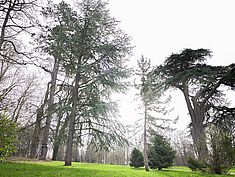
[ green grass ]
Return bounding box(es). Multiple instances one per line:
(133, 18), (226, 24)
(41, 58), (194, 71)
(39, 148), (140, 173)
(0, 161), (234, 177)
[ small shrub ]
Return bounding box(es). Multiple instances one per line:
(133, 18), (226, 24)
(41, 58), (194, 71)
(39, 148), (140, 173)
(130, 148), (144, 168)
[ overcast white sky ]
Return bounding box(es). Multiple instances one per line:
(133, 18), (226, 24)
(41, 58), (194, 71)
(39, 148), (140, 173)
(106, 0), (235, 129)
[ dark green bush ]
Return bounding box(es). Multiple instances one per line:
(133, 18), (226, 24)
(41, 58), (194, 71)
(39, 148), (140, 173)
(148, 132), (175, 170)
(130, 148), (144, 168)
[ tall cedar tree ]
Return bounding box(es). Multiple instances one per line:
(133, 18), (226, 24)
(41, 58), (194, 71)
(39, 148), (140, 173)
(42, 0), (132, 165)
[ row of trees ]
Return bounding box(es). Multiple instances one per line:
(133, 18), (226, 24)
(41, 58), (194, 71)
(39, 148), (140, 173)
(0, 0), (132, 166)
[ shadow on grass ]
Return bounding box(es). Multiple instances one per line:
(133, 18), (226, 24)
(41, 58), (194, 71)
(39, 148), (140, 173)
(0, 162), (106, 177)
(129, 167), (235, 177)
(130, 167), (145, 171)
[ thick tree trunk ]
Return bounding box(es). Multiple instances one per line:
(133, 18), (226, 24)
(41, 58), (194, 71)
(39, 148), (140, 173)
(190, 115), (208, 161)
(64, 67), (80, 166)
(64, 115), (76, 166)
(40, 58), (59, 160)
(182, 86), (208, 161)
(143, 104), (149, 171)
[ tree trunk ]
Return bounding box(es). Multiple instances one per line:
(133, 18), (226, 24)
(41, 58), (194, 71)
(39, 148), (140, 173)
(51, 116), (61, 160)
(52, 116), (69, 160)
(190, 116), (208, 161)
(182, 86), (208, 161)
(40, 58), (59, 160)
(0, 6), (11, 49)
(30, 107), (43, 158)
(30, 84), (49, 158)
(143, 104), (149, 171)
(64, 115), (76, 166)
(64, 67), (80, 166)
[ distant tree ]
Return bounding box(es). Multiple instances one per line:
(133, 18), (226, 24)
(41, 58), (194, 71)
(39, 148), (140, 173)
(0, 114), (18, 161)
(154, 48), (235, 161)
(130, 148), (144, 168)
(148, 131), (175, 170)
(171, 130), (195, 166)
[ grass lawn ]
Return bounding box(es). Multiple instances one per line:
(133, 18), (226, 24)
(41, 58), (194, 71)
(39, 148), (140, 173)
(0, 161), (234, 177)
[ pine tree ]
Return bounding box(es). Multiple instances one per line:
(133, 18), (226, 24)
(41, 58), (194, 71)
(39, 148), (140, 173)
(130, 148), (144, 168)
(148, 131), (175, 170)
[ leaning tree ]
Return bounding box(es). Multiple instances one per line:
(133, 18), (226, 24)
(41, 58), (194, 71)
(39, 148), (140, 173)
(154, 48), (235, 161)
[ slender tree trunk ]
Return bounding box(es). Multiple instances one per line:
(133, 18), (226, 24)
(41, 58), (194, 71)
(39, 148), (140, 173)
(30, 107), (43, 158)
(52, 116), (69, 160)
(30, 84), (49, 158)
(143, 104), (149, 171)
(51, 115), (62, 161)
(40, 58), (59, 160)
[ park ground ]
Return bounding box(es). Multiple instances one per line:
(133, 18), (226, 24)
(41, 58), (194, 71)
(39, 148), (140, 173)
(0, 160), (234, 177)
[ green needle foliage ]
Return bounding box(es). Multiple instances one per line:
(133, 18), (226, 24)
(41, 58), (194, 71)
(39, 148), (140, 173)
(148, 131), (175, 170)
(39, 0), (133, 165)
(130, 148), (144, 168)
(154, 48), (235, 162)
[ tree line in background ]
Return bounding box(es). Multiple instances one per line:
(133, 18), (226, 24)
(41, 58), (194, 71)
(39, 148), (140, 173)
(0, 0), (235, 175)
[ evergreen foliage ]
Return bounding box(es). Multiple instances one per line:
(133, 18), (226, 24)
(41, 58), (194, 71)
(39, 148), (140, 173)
(147, 131), (175, 170)
(154, 48), (235, 161)
(130, 148), (144, 168)
(187, 156), (207, 172)
(39, 0), (132, 165)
